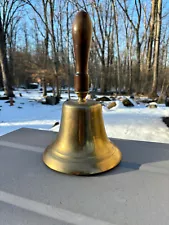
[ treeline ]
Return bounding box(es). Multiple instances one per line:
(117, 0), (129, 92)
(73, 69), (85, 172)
(0, 0), (167, 97)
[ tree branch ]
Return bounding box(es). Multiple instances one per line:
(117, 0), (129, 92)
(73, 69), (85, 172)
(115, 0), (136, 31)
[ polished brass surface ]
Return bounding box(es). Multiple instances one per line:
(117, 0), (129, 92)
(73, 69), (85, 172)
(43, 10), (122, 175)
(43, 100), (122, 175)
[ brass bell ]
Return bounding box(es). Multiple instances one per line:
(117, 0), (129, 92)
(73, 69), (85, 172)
(43, 10), (122, 175)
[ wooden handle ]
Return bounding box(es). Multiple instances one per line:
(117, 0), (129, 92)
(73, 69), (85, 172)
(72, 10), (92, 100)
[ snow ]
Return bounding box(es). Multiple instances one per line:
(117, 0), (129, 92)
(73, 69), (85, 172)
(148, 102), (158, 106)
(1, 89), (169, 144)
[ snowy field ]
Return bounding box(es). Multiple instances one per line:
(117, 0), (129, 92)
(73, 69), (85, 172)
(1, 89), (169, 144)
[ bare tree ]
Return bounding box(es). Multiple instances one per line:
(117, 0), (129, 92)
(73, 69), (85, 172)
(147, 0), (156, 71)
(66, 0), (71, 99)
(8, 16), (21, 87)
(123, 13), (135, 94)
(0, 0), (24, 96)
(149, 0), (162, 97)
(24, 0), (68, 97)
(51, 0), (62, 97)
(112, 0), (121, 94)
(0, 18), (12, 96)
(116, 0), (142, 93)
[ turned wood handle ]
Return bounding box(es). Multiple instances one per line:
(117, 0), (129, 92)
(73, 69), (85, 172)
(72, 10), (92, 95)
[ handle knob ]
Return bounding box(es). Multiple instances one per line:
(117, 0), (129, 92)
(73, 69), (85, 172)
(72, 10), (92, 101)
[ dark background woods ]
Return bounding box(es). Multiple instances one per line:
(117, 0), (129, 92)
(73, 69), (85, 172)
(0, 0), (167, 98)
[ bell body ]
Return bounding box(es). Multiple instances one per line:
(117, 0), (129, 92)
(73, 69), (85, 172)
(43, 100), (122, 175)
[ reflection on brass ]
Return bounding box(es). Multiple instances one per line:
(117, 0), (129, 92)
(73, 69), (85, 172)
(43, 10), (122, 175)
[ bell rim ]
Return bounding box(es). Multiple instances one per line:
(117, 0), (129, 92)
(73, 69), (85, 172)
(43, 145), (122, 176)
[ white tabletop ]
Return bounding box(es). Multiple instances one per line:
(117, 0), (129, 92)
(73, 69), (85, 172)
(0, 128), (169, 225)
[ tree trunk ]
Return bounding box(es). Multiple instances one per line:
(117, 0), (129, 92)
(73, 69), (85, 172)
(55, 75), (59, 97)
(112, 0), (121, 94)
(100, 58), (106, 93)
(0, 19), (13, 97)
(136, 34), (141, 93)
(147, 0), (156, 71)
(49, 0), (60, 97)
(42, 0), (48, 97)
(150, 0), (162, 97)
(66, 1), (70, 99)
(129, 58), (133, 94)
(42, 76), (47, 96)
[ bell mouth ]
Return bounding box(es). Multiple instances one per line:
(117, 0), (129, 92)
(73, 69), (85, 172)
(43, 145), (121, 175)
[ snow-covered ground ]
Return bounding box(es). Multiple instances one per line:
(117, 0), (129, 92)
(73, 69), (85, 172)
(1, 89), (169, 144)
